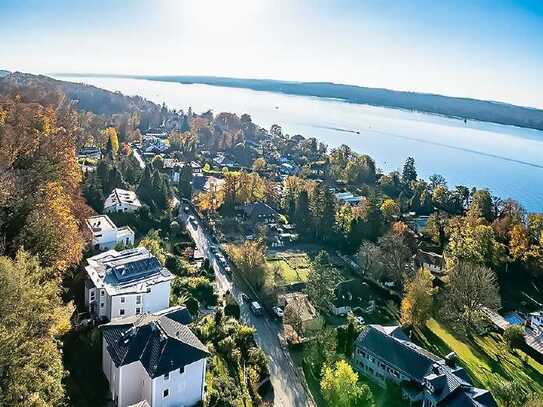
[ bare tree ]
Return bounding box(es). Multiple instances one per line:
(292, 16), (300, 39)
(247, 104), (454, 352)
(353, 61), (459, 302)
(442, 262), (501, 330)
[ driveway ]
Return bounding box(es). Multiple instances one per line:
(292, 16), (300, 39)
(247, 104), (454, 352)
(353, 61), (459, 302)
(180, 208), (316, 407)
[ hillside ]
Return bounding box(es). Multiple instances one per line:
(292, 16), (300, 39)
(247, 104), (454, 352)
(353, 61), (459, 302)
(0, 70), (10, 78)
(0, 72), (159, 116)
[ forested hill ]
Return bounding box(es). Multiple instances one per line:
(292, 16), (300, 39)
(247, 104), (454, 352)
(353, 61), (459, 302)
(0, 72), (159, 116)
(60, 73), (543, 131)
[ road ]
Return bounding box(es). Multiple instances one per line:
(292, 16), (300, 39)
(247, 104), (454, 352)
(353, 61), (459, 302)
(180, 207), (316, 407)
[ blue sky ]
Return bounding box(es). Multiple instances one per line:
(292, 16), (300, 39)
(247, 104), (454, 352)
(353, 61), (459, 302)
(1, 0), (542, 108)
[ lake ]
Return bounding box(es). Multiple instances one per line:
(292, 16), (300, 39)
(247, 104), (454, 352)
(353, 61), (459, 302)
(56, 76), (543, 212)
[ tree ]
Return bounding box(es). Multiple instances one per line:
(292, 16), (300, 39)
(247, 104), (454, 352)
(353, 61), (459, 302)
(373, 234), (413, 286)
(226, 241), (267, 290)
(446, 217), (505, 268)
(179, 164), (193, 198)
(0, 251), (73, 406)
(442, 262), (501, 329)
(493, 380), (527, 407)
(402, 157), (417, 183)
(21, 181), (85, 274)
(468, 189), (493, 221)
(509, 224), (530, 262)
(503, 325), (525, 352)
(358, 241), (381, 276)
(139, 230), (166, 264)
(105, 127), (119, 157)
(305, 252), (342, 314)
(304, 328), (338, 376)
(380, 199), (400, 222)
(320, 360), (374, 407)
(400, 268), (434, 328)
(252, 157), (266, 171)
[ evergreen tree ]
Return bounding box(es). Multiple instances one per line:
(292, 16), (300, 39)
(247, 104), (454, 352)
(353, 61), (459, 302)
(295, 189), (311, 237)
(137, 166), (155, 208)
(83, 172), (105, 212)
(402, 157), (417, 183)
(179, 164), (193, 198)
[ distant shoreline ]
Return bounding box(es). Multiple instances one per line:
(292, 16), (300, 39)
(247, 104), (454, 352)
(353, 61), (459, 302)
(54, 73), (543, 132)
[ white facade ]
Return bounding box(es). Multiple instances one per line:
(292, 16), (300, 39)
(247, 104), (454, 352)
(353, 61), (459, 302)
(104, 188), (142, 214)
(86, 276), (171, 321)
(529, 311), (543, 330)
(87, 215), (135, 251)
(84, 248), (174, 321)
(103, 350), (206, 407)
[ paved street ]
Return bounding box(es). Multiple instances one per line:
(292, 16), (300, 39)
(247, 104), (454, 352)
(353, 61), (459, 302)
(180, 208), (316, 407)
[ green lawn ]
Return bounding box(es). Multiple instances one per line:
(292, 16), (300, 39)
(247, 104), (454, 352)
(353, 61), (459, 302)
(266, 254), (312, 284)
(419, 319), (543, 404)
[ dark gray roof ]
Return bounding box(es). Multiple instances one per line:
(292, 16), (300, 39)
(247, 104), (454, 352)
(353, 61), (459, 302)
(355, 325), (443, 381)
(243, 202), (277, 218)
(355, 325), (496, 407)
(333, 279), (372, 308)
(102, 306), (208, 378)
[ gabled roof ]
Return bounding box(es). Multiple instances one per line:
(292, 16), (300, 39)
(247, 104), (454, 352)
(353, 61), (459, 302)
(355, 325), (443, 381)
(102, 306), (209, 378)
(104, 188), (142, 209)
(243, 202), (278, 219)
(355, 325), (496, 406)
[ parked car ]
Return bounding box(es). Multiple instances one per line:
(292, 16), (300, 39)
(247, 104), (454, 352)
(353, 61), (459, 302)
(241, 293), (250, 303)
(250, 301), (263, 316)
(272, 306), (284, 318)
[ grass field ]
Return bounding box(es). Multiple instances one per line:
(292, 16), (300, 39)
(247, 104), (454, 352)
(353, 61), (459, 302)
(266, 252), (312, 284)
(418, 319), (543, 405)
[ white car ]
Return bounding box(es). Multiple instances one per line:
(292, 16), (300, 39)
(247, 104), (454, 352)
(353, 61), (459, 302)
(272, 306), (284, 318)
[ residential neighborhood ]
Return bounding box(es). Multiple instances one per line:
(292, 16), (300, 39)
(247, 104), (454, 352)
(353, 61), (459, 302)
(2, 69), (543, 407)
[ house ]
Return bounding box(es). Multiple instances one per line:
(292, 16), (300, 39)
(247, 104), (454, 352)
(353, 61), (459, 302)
(213, 153), (237, 168)
(415, 250), (445, 275)
(142, 136), (168, 154)
(331, 279), (373, 316)
(191, 175), (224, 194)
(528, 310), (543, 330)
(86, 215), (135, 251)
(353, 325), (496, 406)
(335, 191), (365, 205)
(243, 202), (278, 224)
(279, 293), (324, 339)
(104, 188), (142, 214)
(279, 162), (300, 176)
(190, 161), (202, 174)
(78, 146), (102, 160)
(84, 247), (174, 321)
(102, 306), (209, 407)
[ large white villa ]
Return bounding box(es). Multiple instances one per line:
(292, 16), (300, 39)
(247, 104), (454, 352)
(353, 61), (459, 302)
(102, 306), (209, 407)
(84, 247), (174, 321)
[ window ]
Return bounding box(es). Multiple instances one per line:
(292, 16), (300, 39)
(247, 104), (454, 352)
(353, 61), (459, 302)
(136, 295), (142, 305)
(136, 307), (141, 315)
(119, 309), (125, 316)
(90, 291), (96, 301)
(120, 296), (125, 303)
(164, 372), (169, 380)
(100, 303), (104, 308)
(163, 389), (169, 398)
(100, 290), (105, 297)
